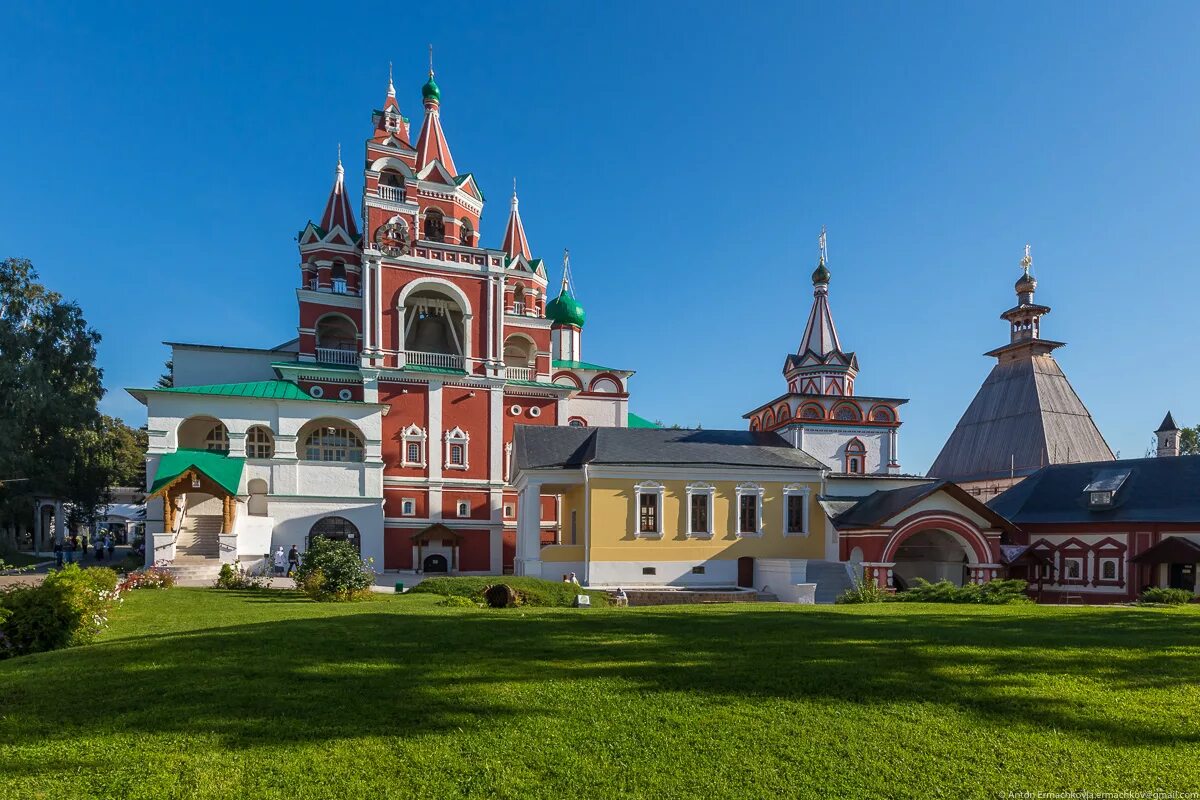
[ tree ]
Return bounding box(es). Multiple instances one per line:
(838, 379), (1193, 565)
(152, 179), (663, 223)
(156, 359), (173, 389)
(1181, 426), (1200, 456)
(0, 258), (112, 540)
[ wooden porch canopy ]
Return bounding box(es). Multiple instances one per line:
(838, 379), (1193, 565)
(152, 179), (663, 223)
(1131, 536), (1200, 565)
(148, 449), (245, 535)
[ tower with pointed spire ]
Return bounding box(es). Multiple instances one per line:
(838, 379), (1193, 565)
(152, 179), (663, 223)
(1156, 411), (1181, 458)
(284, 57), (637, 576)
(744, 229), (907, 475)
(928, 245), (1114, 496)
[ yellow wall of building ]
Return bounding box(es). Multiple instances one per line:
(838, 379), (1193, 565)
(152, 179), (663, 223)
(585, 477), (825, 564)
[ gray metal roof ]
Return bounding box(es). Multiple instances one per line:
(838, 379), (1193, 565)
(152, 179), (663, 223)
(513, 426), (826, 472)
(928, 354), (1113, 483)
(989, 454), (1200, 524)
(834, 480), (1019, 532)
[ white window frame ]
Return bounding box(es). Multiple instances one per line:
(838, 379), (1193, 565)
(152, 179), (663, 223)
(684, 482), (714, 538)
(634, 480), (664, 538)
(245, 425), (274, 459)
(782, 485), (811, 537)
(1099, 557), (1118, 581)
(735, 483), (765, 537)
(456, 500), (470, 518)
(503, 503), (515, 519)
(402, 424), (427, 467)
(400, 498), (416, 517)
(444, 426), (469, 470)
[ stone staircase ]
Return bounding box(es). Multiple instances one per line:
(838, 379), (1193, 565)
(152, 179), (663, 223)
(807, 560), (857, 604)
(167, 514), (223, 584)
(176, 514), (221, 557)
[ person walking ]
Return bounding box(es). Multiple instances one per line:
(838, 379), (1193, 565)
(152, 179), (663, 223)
(272, 546), (286, 577)
(65, 535), (76, 564)
(286, 545), (300, 577)
(82, 534), (89, 558)
(105, 533), (115, 561)
(53, 538), (63, 569)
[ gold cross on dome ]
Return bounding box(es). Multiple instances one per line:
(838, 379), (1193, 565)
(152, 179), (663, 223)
(1021, 243), (1032, 273)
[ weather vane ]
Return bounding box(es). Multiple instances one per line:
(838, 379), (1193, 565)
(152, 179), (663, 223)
(818, 225), (828, 264)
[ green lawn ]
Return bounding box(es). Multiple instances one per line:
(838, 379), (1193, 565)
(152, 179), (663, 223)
(2, 591), (1199, 799)
(0, 552), (52, 569)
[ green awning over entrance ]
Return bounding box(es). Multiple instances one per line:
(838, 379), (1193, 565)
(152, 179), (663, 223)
(149, 449), (245, 497)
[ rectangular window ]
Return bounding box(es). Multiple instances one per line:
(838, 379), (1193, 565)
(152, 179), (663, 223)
(401, 498), (416, 516)
(690, 493), (709, 535)
(1064, 558), (1082, 580)
(786, 494), (806, 534)
(456, 501), (470, 518)
(503, 504), (514, 519)
(449, 444), (464, 465)
(406, 442), (421, 464)
(739, 494), (758, 535)
(639, 493), (659, 534)
(642, 567), (656, 576)
(692, 566), (706, 575)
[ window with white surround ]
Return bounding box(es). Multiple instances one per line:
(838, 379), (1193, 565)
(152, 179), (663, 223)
(1062, 557), (1083, 581)
(783, 485), (811, 536)
(503, 503), (515, 519)
(735, 483), (765, 536)
(685, 483), (714, 537)
(204, 423), (230, 453)
(400, 498), (416, 516)
(444, 427), (469, 470)
(634, 481), (664, 537)
(303, 425), (364, 462)
(401, 424), (427, 467)
(456, 500), (470, 518)
(1100, 558), (1117, 581)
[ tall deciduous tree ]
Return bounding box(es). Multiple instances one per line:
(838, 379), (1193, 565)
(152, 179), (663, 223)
(0, 258), (113, 536)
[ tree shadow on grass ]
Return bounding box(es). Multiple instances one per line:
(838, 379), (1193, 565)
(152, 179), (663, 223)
(1, 601), (1198, 775)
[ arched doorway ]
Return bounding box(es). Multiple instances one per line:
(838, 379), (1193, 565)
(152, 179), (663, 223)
(308, 516), (361, 554)
(890, 529), (973, 588)
(423, 553), (449, 573)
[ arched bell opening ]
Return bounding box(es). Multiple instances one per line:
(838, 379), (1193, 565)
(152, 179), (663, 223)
(403, 289), (466, 368)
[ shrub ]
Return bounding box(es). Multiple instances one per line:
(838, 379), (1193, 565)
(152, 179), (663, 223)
(0, 564), (120, 657)
(214, 562), (270, 590)
(411, 576), (610, 608)
(835, 577), (890, 604)
(436, 594), (481, 608)
(119, 567), (176, 591)
(894, 578), (1030, 604)
(1138, 587), (1193, 606)
(293, 538), (374, 601)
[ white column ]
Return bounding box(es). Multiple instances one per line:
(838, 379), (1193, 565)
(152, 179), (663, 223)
(514, 481), (543, 577)
(428, 381), (443, 482)
(374, 259), (383, 359)
(361, 255), (373, 353)
(488, 387), (504, 482)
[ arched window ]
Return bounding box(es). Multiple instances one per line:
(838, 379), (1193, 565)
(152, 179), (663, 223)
(246, 426), (275, 459)
(834, 404), (861, 422)
(308, 516), (360, 554)
(459, 217), (473, 246)
(423, 209), (445, 242)
(844, 438), (867, 474)
(800, 404), (824, 420)
(444, 427), (469, 470)
(403, 288), (466, 361)
(204, 423), (229, 453)
(331, 261), (347, 295)
(870, 406), (894, 423)
(315, 315), (358, 364)
(303, 424), (364, 462)
(568, 417), (587, 428)
(503, 334), (534, 368)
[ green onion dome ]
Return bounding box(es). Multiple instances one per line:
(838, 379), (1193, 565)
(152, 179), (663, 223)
(546, 289), (586, 328)
(422, 75), (440, 102)
(811, 258), (831, 285)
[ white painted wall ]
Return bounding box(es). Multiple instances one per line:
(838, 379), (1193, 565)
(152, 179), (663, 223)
(564, 395), (623, 428)
(172, 345), (293, 387)
(586, 559), (739, 587)
(783, 425), (892, 474)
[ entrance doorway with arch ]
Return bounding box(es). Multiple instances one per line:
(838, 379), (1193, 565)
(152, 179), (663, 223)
(308, 516), (361, 553)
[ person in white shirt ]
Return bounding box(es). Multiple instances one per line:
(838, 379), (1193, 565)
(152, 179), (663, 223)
(272, 546), (286, 577)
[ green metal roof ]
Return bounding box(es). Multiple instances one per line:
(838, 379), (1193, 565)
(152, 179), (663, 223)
(551, 359), (632, 374)
(271, 360), (361, 373)
(628, 413), (661, 429)
(132, 380), (359, 403)
(505, 378), (572, 391)
(150, 449), (245, 497)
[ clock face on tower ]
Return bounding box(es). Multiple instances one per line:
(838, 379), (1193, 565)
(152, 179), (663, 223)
(375, 220), (409, 257)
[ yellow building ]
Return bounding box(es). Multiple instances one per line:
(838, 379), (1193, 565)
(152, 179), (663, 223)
(511, 426), (828, 590)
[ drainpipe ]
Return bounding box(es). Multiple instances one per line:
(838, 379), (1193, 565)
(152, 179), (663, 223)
(582, 463), (591, 586)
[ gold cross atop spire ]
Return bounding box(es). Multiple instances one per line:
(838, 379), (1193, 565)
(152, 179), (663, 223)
(1021, 243), (1033, 274)
(561, 248), (572, 292)
(818, 225), (828, 264)
(429, 44), (434, 77)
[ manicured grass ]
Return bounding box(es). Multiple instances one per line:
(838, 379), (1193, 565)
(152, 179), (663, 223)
(0, 551), (52, 569)
(2, 591), (1200, 799)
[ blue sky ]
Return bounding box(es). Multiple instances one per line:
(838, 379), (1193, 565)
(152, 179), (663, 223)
(4, 1), (1200, 472)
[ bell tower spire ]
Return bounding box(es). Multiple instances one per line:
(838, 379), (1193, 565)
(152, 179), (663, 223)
(318, 146), (358, 239)
(501, 178), (532, 260)
(415, 47), (457, 175)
